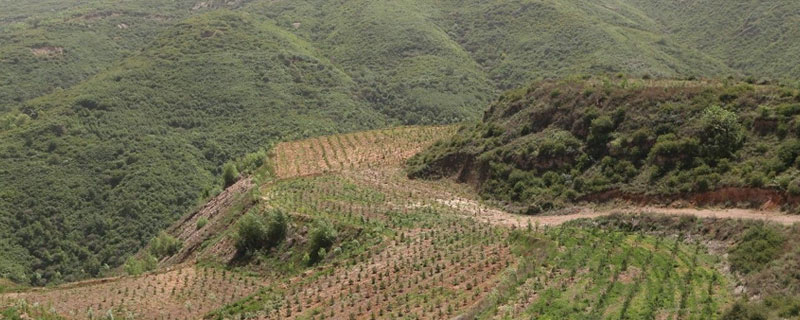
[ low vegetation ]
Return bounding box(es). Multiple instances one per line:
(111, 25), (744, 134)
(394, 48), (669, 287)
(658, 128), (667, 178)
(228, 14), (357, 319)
(3, 126), (800, 319)
(577, 213), (800, 319)
(473, 225), (730, 319)
(410, 78), (800, 212)
(728, 225), (785, 274)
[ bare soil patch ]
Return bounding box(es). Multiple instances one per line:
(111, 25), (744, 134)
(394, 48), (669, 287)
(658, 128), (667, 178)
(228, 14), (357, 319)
(30, 46), (63, 57)
(159, 177), (254, 267)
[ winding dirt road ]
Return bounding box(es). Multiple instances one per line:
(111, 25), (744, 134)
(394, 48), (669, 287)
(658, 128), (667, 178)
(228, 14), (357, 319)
(437, 198), (800, 227)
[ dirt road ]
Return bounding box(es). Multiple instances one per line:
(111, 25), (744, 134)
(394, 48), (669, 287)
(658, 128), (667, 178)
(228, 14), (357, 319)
(438, 198), (800, 227)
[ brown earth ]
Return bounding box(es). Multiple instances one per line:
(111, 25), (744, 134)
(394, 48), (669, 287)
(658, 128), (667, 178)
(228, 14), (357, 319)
(157, 176), (254, 267)
(273, 126), (456, 179)
(578, 187), (797, 211)
(1, 266), (261, 320)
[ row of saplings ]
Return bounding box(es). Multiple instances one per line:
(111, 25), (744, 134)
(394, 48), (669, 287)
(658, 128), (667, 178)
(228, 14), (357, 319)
(235, 207), (338, 265)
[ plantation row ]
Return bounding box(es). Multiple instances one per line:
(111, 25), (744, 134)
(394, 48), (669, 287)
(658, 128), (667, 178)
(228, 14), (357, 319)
(478, 226), (730, 319)
(0, 126), (466, 320)
(252, 224), (512, 319)
(2, 266), (261, 319)
(211, 161), (521, 319)
(273, 126), (456, 178)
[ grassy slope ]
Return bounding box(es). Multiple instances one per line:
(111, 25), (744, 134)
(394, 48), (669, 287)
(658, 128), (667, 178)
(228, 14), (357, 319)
(0, 0), (222, 112)
(246, 0), (496, 124)
(624, 0), (800, 79)
(431, 0), (732, 89)
(2, 0), (800, 285)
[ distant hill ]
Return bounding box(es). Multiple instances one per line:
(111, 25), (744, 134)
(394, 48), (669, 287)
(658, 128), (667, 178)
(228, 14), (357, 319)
(2, 0), (800, 285)
(409, 78), (800, 213)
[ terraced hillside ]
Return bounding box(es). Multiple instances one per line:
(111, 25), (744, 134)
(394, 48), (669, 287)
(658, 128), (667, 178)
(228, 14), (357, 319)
(4, 0), (800, 286)
(4, 126), (800, 319)
(273, 126), (457, 178)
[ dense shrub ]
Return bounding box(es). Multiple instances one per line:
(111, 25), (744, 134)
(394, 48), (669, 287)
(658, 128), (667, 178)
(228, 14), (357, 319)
(123, 254), (157, 276)
(308, 220), (338, 265)
(698, 105), (745, 160)
(586, 115), (615, 157)
(235, 149), (268, 175)
(235, 208), (288, 254)
(647, 134), (700, 171)
(788, 179), (800, 195)
(729, 225), (785, 274)
(721, 301), (768, 320)
(196, 217), (208, 230)
(778, 139), (800, 168)
(148, 232), (182, 259)
(222, 162), (240, 188)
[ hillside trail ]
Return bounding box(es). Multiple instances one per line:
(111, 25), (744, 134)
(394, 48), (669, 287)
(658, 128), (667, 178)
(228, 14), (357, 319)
(436, 197), (800, 228)
(340, 167), (800, 228)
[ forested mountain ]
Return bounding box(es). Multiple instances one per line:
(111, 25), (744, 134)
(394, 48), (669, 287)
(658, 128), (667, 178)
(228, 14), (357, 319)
(1, 0), (799, 285)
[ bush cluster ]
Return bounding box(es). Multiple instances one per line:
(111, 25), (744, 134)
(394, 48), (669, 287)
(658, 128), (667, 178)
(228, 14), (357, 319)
(148, 232), (183, 259)
(235, 208), (289, 255)
(411, 79), (800, 212)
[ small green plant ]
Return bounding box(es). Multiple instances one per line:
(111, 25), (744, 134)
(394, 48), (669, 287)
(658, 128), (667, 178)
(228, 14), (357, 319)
(196, 217), (209, 230)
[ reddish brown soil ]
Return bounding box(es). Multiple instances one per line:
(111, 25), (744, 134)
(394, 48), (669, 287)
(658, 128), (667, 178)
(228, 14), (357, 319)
(578, 187), (795, 210)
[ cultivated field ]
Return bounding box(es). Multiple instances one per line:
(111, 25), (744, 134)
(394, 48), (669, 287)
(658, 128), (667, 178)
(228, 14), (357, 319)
(1, 266), (261, 319)
(272, 126), (457, 178)
(3, 125), (797, 319)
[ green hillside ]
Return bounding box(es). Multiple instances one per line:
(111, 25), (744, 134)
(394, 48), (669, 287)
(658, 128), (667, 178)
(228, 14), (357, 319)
(409, 78), (800, 212)
(625, 0), (800, 79)
(2, 0), (800, 285)
(0, 0), (230, 113)
(0, 10), (387, 285)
